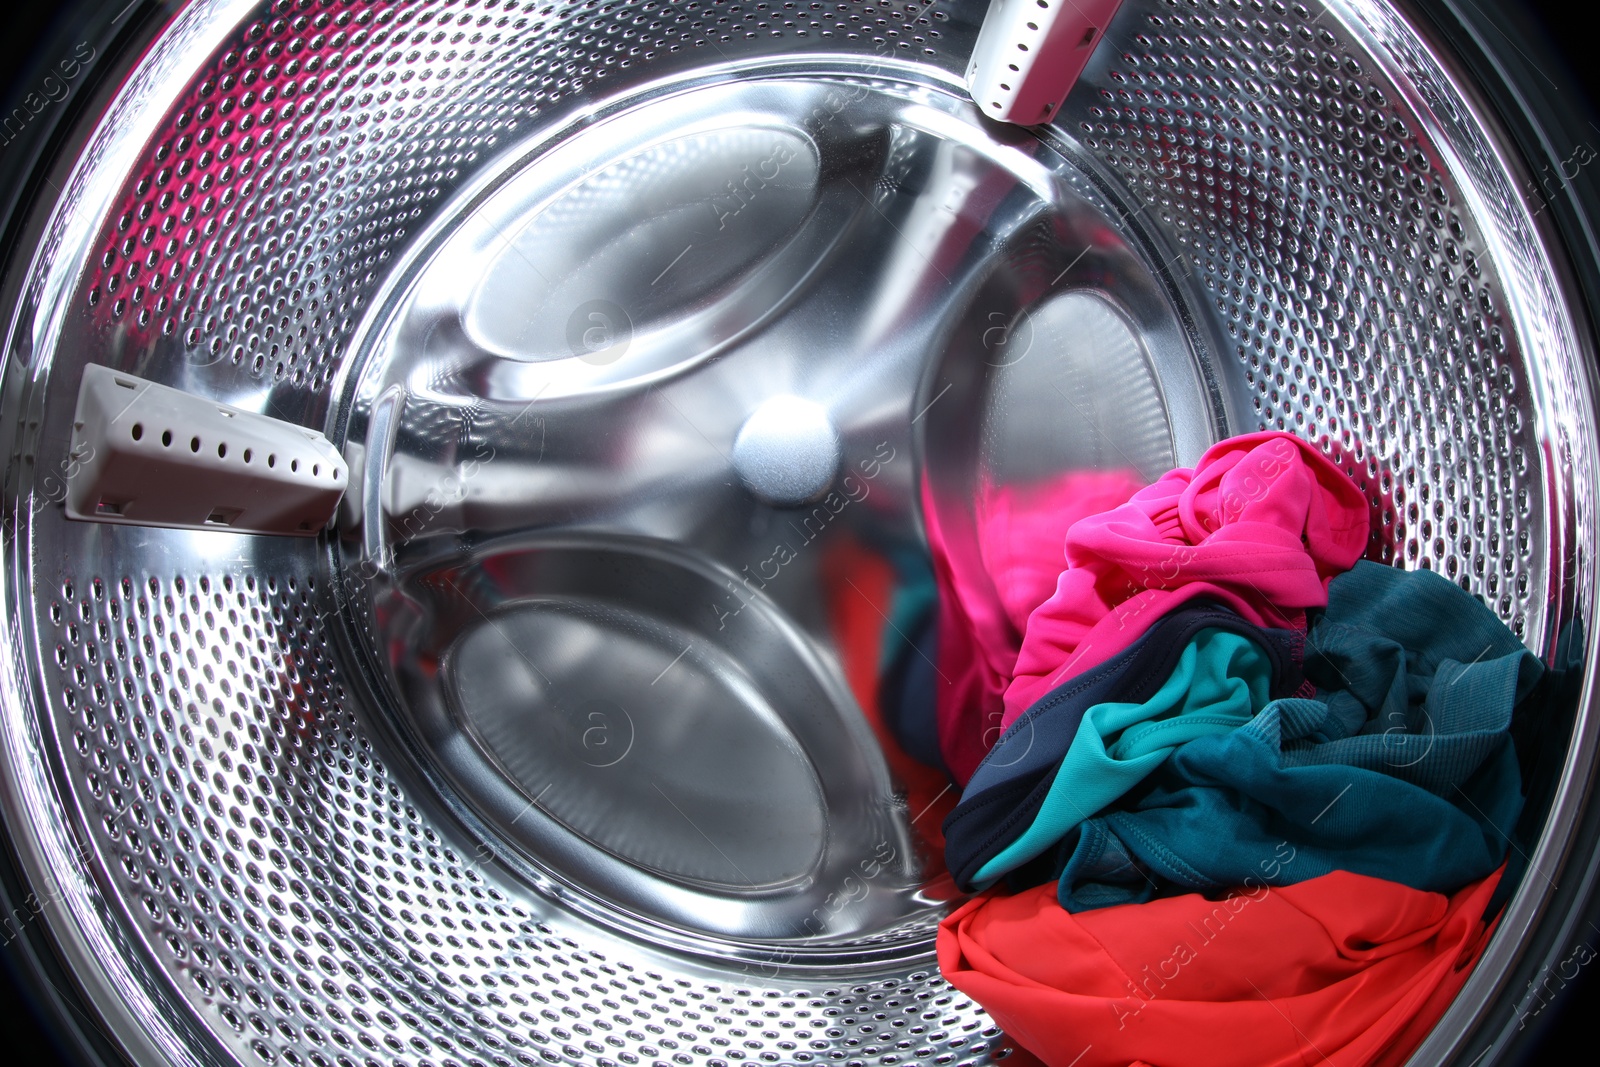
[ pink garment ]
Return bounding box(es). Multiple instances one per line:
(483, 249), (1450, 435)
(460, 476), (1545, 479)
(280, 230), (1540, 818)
(926, 471), (1147, 785)
(1001, 431), (1370, 730)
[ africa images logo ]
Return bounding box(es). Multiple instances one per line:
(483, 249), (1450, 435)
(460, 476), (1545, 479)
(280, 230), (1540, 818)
(1, 43), (97, 148)
(566, 299), (633, 366)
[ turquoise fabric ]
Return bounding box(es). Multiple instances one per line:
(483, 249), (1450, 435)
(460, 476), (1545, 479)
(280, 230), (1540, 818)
(879, 549), (943, 769)
(1047, 560), (1542, 909)
(973, 627), (1273, 883)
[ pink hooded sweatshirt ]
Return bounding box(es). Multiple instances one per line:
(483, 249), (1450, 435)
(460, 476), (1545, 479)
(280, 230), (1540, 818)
(928, 470), (1148, 785)
(999, 431), (1370, 731)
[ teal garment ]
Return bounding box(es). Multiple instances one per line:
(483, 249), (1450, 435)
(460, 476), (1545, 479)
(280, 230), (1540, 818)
(973, 628), (1274, 883)
(881, 547), (940, 677)
(878, 549), (943, 769)
(1045, 560), (1542, 909)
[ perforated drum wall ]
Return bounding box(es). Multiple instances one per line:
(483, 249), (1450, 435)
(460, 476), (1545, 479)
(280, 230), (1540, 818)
(1065, 0), (1543, 638)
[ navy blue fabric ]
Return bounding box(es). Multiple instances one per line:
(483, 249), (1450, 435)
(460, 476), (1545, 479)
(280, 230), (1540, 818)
(876, 551), (944, 771)
(942, 603), (1304, 892)
(1027, 561), (1543, 910)
(880, 606), (944, 770)
(1487, 616), (1587, 920)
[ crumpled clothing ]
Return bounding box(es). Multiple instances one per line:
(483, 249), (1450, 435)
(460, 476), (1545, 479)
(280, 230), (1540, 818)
(975, 630), (1272, 886)
(819, 536), (960, 865)
(1040, 561), (1542, 910)
(943, 603), (1305, 892)
(1002, 431), (1370, 731)
(878, 551), (944, 771)
(938, 866), (1504, 1067)
(924, 471), (1147, 785)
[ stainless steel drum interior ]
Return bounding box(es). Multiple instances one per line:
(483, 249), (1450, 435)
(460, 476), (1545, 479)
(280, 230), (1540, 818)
(1, 1), (1595, 1066)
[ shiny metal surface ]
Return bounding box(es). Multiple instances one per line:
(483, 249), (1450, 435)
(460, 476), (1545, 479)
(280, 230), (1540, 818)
(733, 396), (842, 507)
(382, 534), (921, 942)
(0, 2), (1595, 1067)
(335, 68), (1212, 953)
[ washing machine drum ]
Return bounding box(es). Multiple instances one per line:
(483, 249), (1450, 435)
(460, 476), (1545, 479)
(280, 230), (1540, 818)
(2, 1), (1597, 1065)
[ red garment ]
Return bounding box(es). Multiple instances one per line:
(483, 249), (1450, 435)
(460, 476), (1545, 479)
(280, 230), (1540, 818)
(938, 867), (1502, 1067)
(1002, 432), (1369, 729)
(925, 472), (1147, 785)
(820, 536), (958, 877)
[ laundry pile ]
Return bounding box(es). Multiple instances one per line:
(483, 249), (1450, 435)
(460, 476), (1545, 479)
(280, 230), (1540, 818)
(901, 431), (1542, 1067)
